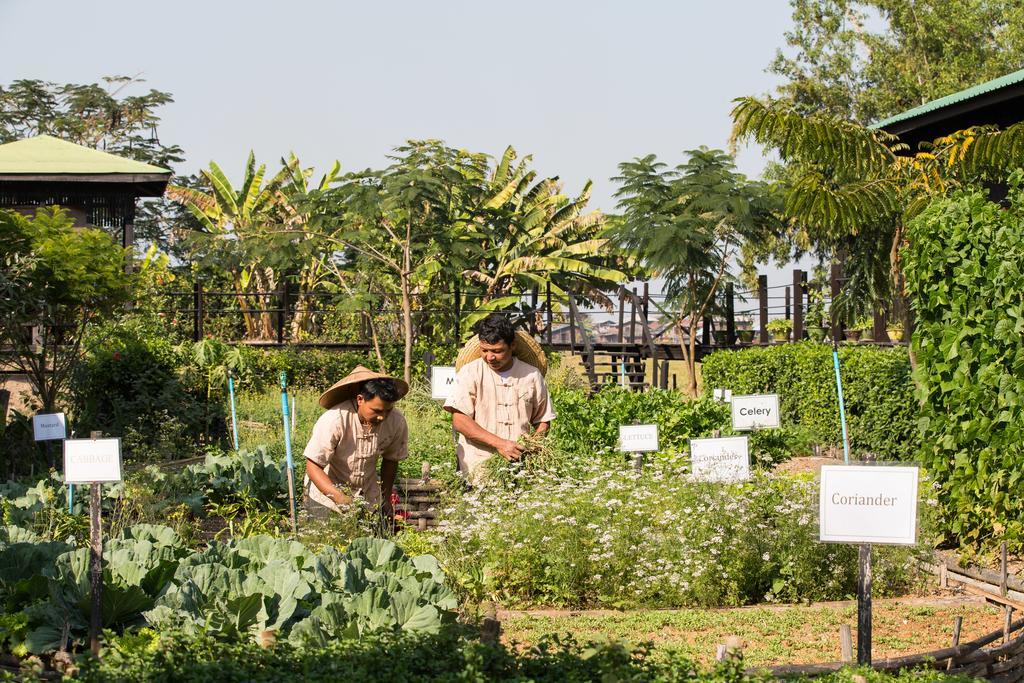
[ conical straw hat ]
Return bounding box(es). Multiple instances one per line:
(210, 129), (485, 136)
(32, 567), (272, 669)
(455, 329), (548, 376)
(318, 365), (410, 409)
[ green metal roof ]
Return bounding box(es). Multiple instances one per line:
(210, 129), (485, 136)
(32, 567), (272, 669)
(871, 67), (1024, 130)
(0, 134), (171, 175)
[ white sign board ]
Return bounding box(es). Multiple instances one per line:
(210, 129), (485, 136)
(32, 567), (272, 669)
(430, 366), (457, 400)
(819, 465), (919, 545)
(713, 388), (733, 403)
(32, 412), (67, 441)
(618, 424), (659, 453)
(689, 436), (750, 482)
(63, 438), (123, 484)
(731, 394), (781, 431)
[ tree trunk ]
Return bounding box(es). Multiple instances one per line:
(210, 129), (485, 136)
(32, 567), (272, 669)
(401, 242), (413, 385)
(233, 275), (257, 340)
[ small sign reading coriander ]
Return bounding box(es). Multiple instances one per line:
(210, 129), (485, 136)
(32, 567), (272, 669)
(689, 436), (750, 482)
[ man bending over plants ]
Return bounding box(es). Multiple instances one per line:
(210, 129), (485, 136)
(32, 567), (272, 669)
(445, 313), (556, 483)
(303, 366), (409, 523)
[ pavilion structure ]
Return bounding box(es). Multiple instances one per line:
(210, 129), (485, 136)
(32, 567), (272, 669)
(0, 134), (171, 247)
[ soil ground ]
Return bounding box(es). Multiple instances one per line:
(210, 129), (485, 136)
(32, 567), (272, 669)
(499, 593), (1005, 668)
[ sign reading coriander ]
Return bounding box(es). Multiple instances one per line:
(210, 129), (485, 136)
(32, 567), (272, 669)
(32, 412), (67, 441)
(730, 394), (780, 431)
(689, 436), (750, 482)
(618, 424), (659, 453)
(819, 465), (918, 545)
(430, 366), (457, 400)
(63, 438), (123, 484)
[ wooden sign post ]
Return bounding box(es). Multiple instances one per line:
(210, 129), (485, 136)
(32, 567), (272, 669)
(64, 434), (122, 657)
(618, 424), (659, 471)
(819, 464), (919, 665)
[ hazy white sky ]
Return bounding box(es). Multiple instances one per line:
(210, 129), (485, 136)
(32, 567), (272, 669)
(0, 0), (794, 215)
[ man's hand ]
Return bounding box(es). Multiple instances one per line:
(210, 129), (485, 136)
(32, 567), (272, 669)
(331, 487), (353, 507)
(496, 439), (525, 461)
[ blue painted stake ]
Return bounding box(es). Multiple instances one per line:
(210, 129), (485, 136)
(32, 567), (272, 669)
(832, 338), (851, 464)
(280, 371), (298, 532)
(227, 370), (239, 451)
(68, 483), (73, 513)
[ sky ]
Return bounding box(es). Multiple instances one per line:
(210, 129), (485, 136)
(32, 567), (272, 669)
(0, 0), (794, 215)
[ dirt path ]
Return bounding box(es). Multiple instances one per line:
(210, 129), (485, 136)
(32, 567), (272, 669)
(500, 593), (1003, 668)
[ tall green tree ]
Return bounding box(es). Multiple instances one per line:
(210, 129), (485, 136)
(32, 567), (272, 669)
(310, 141), (490, 382)
(769, 0), (1024, 124)
(612, 148), (783, 397)
(0, 208), (134, 412)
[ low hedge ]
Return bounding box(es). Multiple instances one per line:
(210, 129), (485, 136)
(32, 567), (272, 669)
(699, 342), (918, 460)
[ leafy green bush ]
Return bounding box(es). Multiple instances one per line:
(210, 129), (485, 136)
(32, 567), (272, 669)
(178, 446), (288, 508)
(72, 321), (211, 461)
(700, 342), (918, 459)
(904, 183), (1024, 549)
(551, 388), (796, 468)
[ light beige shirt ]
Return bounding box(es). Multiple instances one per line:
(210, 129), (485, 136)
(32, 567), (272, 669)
(444, 358), (556, 480)
(302, 400), (408, 509)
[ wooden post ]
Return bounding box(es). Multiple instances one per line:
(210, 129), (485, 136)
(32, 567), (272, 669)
(193, 280), (203, 342)
(873, 307), (887, 343)
(89, 481), (102, 657)
(1004, 606), (1013, 644)
(530, 286), (539, 335)
(785, 286), (791, 322)
(758, 274), (769, 345)
(660, 359), (669, 390)
(703, 315), (711, 347)
(948, 616), (963, 670)
(1001, 541), (1009, 597)
(858, 543), (872, 665)
(642, 282), (650, 320)
(629, 287), (638, 344)
(793, 269), (804, 342)
(725, 282), (736, 345)
(830, 263), (844, 342)
(277, 280), (288, 345)
(453, 279), (461, 346)
(840, 624), (853, 663)
(569, 295), (577, 350)
(617, 287), (625, 344)
(545, 282), (553, 345)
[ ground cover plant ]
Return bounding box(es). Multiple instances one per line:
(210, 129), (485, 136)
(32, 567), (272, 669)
(501, 599), (1004, 669)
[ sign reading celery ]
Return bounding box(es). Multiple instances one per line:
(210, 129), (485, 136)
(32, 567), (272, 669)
(819, 465), (919, 545)
(688, 436), (750, 482)
(730, 394), (780, 431)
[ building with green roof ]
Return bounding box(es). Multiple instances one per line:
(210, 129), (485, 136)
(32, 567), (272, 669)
(872, 67), (1024, 148)
(0, 134), (171, 247)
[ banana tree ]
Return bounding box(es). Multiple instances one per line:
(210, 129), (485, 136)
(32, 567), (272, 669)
(454, 146), (628, 332)
(168, 153), (293, 340)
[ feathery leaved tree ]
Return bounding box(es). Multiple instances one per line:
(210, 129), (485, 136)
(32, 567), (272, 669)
(731, 97), (1024, 332)
(612, 147), (783, 397)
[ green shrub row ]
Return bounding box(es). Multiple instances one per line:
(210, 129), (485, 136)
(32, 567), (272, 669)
(699, 342), (918, 460)
(905, 183), (1024, 550)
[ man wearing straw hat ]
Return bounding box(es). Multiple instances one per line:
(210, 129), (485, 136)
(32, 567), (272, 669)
(302, 366), (410, 520)
(444, 313), (555, 482)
